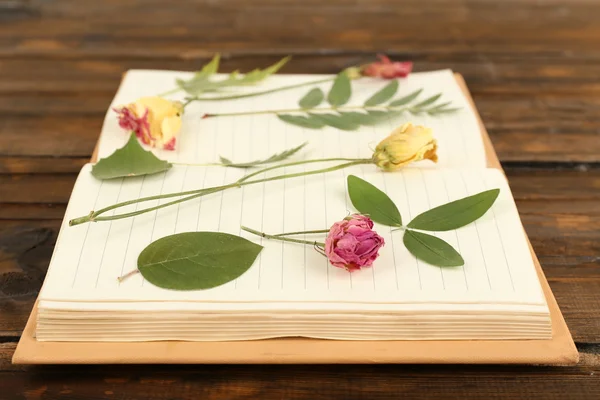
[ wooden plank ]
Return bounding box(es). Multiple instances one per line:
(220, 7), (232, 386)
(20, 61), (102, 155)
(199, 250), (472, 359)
(0, 174), (77, 203)
(0, 204), (67, 220)
(0, 157), (87, 174)
(2, 0), (600, 58)
(1, 58), (600, 96)
(0, 220), (58, 338)
(0, 360), (598, 399)
(492, 132), (600, 163)
(0, 116), (100, 157)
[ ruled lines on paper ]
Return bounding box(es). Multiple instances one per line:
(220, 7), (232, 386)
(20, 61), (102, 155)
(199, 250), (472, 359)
(40, 164), (545, 308)
(97, 70), (487, 169)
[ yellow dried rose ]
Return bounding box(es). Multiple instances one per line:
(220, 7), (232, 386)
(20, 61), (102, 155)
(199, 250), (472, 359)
(114, 96), (183, 150)
(373, 123), (438, 171)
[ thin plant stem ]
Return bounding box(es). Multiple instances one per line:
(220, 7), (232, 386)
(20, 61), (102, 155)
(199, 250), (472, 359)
(160, 77), (334, 106)
(237, 157), (367, 183)
(203, 104), (411, 118)
(117, 269), (140, 283)
(69, 159), (373, 226)
(93, 186), (229, 223)
(272, 229), (330, 237)
(158, 87), (182, 97)
(73, 158), (366, 225)
(242, 226), (326, 247)
(172, 162), (223, 167)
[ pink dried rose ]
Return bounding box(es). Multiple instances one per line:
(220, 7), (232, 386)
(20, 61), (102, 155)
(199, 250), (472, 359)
(362, 54), (413, 79)
(114, 96), (183, 150)
(324, 214), (385, 272)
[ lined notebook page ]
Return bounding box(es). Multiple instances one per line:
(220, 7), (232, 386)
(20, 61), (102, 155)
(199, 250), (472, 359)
(39, 164), (546, 310)
(97, 70), (486, 168)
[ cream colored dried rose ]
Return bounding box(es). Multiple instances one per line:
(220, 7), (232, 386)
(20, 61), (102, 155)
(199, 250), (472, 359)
(373, 123), (438, 171)
(114, 96), (183, 150)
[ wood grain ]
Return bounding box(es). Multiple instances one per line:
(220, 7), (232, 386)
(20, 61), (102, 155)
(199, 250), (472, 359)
(1, 0), (599, 397)
(0, 361), (599, 400)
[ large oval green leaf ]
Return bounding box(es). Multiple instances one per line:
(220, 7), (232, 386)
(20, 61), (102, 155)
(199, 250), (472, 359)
(327, 72), (351, 107)
(138, 232), (263, 290)
(407, 189), (500, 231)
(403, 230), (464, 267)
(91, 133), (172, 180)
(347, 175), (402, 226)
(364, 80), (399, 106)
(299, 87), (324, 108)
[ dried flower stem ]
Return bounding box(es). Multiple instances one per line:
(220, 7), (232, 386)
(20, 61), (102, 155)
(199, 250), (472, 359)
(160, 77), (335, 105)
(69, 158), (373, 226)
(272, 229), (330, 237)
(117, 268), (140, 283)
(203, 104), (419, 118)
(241, 226), (326, 247)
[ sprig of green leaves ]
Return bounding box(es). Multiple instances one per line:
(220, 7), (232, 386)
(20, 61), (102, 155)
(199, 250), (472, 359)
(347, 175), (499, 267)
(91, 136), (309, 180)
(176, 54), (290, 96)
(219, 142), (308, 168)
(277, 75), (457, 130)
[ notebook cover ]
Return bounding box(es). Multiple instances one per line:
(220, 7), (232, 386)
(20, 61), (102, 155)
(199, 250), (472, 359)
(12, 73), (579, 365)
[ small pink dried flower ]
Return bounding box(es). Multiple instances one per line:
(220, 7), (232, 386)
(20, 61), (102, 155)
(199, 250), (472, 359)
(362, 54), (413, 79)
(324, 214), (385, 272)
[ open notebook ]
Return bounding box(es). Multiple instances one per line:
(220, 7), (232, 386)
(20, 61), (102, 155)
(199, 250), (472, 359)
(35, 70), (552, 342)
(98, 70), (487, 168)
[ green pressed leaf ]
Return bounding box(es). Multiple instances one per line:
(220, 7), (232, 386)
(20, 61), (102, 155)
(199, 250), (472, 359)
(219, 156), (233, 165)
(339, 110), (402, 126)
(178, 56), (290, 96)
(327, 72), (352, 107)
(299, 88), (324, 108)
(347, 175), (402, 226)
(428, 107), (461, 115)
(389, 88), (423, 107)
(277, 114), (324, 129)
(424, 101), (452, 112)
(278, 110), (400, 130)
(196, 54), (221, 78)
(219, 142), (308, 168)
(412, 93), (442, 109)
(176, 54), (221, 94)
(91, 133), (172, 180)
(364, 80), (399, 106)
(407, 189), (500, 231)
(338, 111), (377, 126)
(309, 112), (359, 131)
(138, 232), (263, 290)
(403, 230), (464, 267)
(229, 56), (290, 86)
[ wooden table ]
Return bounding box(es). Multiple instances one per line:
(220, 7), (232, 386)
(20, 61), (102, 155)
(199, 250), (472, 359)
(1, 0), (599, 398)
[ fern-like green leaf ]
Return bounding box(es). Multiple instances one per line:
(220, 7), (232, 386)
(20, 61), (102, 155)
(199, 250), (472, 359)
(277, 114), (325, 129)
(177, 56), (290, 96)
(219, 142), (308, 168)
(309, 113), (359, 131)
(299, 88), (324, 108)
(389, 89), (423, 106)
(364, 80), (399, 106)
